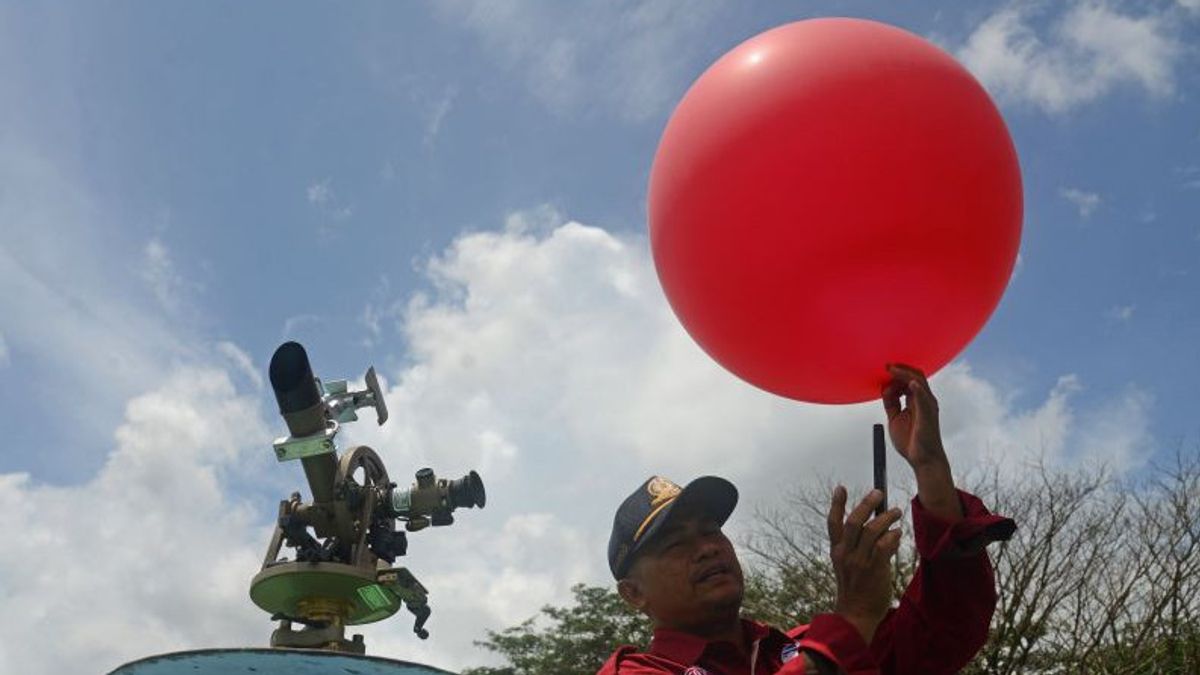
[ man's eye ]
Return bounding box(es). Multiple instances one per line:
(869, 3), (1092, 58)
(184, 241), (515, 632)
(658, 537), (687, 553)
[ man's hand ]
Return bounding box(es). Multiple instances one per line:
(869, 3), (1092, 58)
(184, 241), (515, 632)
(882, 363), (962, 522)
(827, 487), (902, 644)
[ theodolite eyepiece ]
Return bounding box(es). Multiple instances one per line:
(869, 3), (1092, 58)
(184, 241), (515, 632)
(387, 469), (486, 530)
(447, 470), (487, 510)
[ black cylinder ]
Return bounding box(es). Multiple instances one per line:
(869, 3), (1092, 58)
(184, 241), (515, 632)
(270, 342), (320, 414)
(269, 342), (337, 505)
(448, 471), (486, 509)
(269, 342), (325, 437)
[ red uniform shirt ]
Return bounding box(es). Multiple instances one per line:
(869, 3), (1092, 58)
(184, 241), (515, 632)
(598, 489), (1015, 675)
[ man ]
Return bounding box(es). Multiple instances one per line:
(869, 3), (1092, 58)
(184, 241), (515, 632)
(599, 364), (1016, 674)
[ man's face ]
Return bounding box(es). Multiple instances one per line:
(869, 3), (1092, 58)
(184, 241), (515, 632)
(619, 509), (745, 631)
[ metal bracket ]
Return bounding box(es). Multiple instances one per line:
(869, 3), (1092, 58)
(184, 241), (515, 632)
(324, 367), (389, 426)
(272, 421), (339, 462)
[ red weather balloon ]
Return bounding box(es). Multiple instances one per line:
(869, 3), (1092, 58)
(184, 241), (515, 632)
(649, 18), (1022, 404)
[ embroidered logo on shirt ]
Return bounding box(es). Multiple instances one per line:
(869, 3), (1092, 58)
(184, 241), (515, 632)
(683, 667), (710, 675)
(780, 641), (801, 663)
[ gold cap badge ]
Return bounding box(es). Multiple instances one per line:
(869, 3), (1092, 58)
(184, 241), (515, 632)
(635, 476), (682, 542)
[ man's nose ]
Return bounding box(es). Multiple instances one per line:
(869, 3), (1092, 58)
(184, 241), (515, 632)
(694, 536), (722, 561)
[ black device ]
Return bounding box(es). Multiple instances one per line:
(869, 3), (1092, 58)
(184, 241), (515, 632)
(873, 423), (887, 517)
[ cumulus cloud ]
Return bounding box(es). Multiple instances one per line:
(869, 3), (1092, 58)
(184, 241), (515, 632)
(0, 141), (195, 461)
(0, 330), (9, 368)
(1060, 187), (1101, 218)
(431, 0), (731, 121)
(0, 366), (271, 674)
(957, 2), (1182, 114)
(1, 210), (1158, 673)
(333, 208), (1155, 669)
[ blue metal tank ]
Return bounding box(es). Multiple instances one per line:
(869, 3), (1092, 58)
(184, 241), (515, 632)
(109, 649), (456, 675)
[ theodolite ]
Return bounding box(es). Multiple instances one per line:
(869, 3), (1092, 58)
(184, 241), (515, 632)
(249, 342), (485, 654)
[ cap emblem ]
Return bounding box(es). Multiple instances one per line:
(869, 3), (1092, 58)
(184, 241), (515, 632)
(634, 477), (682, 542)
(647, 476), (681, 506)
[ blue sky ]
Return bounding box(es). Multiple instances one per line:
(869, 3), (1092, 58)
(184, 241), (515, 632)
(0, 1), (1197, 672)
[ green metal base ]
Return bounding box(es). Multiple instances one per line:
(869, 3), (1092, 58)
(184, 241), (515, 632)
(250, 562), (402, 625)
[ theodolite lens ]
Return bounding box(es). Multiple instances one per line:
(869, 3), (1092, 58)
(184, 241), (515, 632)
(270, 342), (320, 414)
(447, 471), (486, 509)
(269, 342), (326, 438)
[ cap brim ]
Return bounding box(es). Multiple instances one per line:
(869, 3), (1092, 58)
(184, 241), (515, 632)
(623, 476), (738, 574)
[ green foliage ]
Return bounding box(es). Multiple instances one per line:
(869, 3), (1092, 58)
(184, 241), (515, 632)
(466, 450), (1200, 674)
(462, 583), (652, 675)
(740, 559), (835, 629)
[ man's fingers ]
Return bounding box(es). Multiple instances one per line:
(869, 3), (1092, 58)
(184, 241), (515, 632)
(842, 490), (883, 549)
(889, 363), (937, 409)
(881, 379), (904, 419)
(873, 528), (902, 560)
(907, 377), (939, 414)
(856, 508), (902, 560)
(862, 508), (903, 540)
(886, 362), (926, 383)
(827, 485), (847, 546)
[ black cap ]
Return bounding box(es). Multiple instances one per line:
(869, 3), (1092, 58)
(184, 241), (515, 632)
(607, 475), (738, 579)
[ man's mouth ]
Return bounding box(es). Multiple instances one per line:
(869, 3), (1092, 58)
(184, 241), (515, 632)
(694, 563), (734, 584)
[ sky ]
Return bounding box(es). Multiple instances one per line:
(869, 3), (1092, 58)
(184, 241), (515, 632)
(0, 0), (1197, 672)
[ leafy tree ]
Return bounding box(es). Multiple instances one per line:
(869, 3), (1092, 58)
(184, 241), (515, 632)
(462, 583), (651, 675)
(465, 449), (1200, 674)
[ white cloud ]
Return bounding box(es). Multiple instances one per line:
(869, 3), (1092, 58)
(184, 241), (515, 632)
(0, 331), (8, 368)
(306, 179), (353, 224)
(359, 276), (407, 348)
(216, 341), (264, 390)
(0, 141), (195, 457)
(141, 237), (198, 312)
(306, 179), (332, 205)
(1074, 385), (1154, 473)
(0, 209), (1157, 673)
(0, 366), (271, 674)
(1106, 304), (1136, 321)
(333, 209), (1155, 669)
(431, 0), (731, 121)
(957, 2), (1182, 114)
(425, 85), (458, 146)
(281, 313), (322, 339)
(1177, 166), (1200, 190)
(1060, 187), (1101, 218)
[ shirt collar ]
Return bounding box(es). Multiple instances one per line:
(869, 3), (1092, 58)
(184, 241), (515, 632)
(649, 618), (773, 665)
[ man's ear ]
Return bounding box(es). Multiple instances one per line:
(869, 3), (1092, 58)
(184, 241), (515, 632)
(617, 575), (647, 612)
